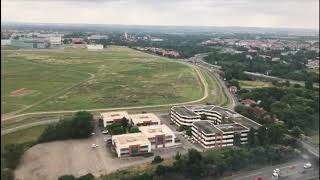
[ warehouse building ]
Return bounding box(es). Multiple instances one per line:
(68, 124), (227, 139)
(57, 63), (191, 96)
(192, 120), (249, 149)
(130, 113), (161, 126)
(100, 111), (130, 127)
(11, 39), (48, 49)
(112, 133), (151, 157)
(139, 124), (176, 149)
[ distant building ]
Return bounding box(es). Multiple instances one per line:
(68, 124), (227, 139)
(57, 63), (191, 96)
(130, 113), (161, 126)
(272, 57), (281, 62)
(1, 39), (11, 46)
(192, 121), (249, 149)
(112, 133), (151, 157)
(240, 99), (257, 107)
(86, 44), (104, 50)
(100, 111), (130, 127)
(306, 59), (319, 69)
(11, 39), (48, 49)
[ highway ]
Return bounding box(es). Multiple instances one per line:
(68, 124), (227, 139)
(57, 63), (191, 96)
(222, 160), (319, 180)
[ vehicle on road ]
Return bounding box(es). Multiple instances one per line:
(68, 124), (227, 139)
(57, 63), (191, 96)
(272, 172), (279, 179)
(91, 144), (98, 148)
(273, 168), (280, 174)
(91, 132), (95, 135)
(254, 176), (262, 180)
(304, 162), (312, 169)
(102, 130), (109, 134)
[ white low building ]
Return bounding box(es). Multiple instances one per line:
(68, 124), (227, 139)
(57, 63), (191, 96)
(112, 133), (151, 157)
(139, 124), (176, 149)
(130, 113), (161, 126)
(100, 111), (130, 127)
(1, 39), (11, 46)
(87, 44), (104, 50)
(192, 120), (249, 149)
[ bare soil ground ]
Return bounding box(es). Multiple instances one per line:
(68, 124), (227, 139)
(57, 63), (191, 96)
(10, 88), (35, 97)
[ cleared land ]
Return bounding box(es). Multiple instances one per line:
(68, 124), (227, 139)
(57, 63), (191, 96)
(239, 80), (273, 89)
(1, 46), (202, 114)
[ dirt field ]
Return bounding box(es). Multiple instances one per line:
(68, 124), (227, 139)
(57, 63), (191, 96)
(14, 125), (184, 180)
(10, 88), (35, 97)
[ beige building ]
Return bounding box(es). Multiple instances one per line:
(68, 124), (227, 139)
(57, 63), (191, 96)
(139, 124), (176, 149)
(100, 111), (130, 127)
(130, 113), (161, 126)
(112, 133), (151, 157)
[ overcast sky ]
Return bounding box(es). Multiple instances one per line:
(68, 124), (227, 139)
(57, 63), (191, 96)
(1, 0), (319, 29)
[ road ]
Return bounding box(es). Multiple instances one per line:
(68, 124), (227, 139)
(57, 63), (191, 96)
(1, 65), (209, 122)
(222, 160), (319, 180)
(244, 71), (320, 88)
(299, 139), (320, 158)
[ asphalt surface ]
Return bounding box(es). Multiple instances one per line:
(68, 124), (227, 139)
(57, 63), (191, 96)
(222, 160), (319, 180)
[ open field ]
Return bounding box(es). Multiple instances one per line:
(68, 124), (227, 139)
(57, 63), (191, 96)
(239, 80), (273, 89)
(2, 46), (203, 114)
(1, 125), (48, 148)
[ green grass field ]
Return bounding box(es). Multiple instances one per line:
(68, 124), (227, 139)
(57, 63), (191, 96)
(239, 80), (273, 89)
(1, 46), (203, 114)
(1, 125), (48, 148)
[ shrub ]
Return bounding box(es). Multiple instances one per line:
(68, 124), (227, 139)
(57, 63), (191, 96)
(58, 175), (76, 180)
(1, 168), (14, 180)
(3, 144), (25, 169)
(152, 155), (163, 164)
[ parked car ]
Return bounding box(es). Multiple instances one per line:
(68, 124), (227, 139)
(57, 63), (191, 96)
(102, 130), (109, 134)
(273, 169), (280, 174)
(91, 144), (98, 148)
(304, 163), (312, 169)
(272, 172), (279, 179)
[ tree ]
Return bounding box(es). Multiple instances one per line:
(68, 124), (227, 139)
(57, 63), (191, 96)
(257, 126), (268, 146)
(305, 78), (313, 90)
(58, 175), (76, 180)
(152, 156), (163, 164)
(186, 128), (192, 137)
(175, 152), (181, 161)
(3, 144), (25, 169)
(291, 126), (303, 138)
(187, 149), (202, 165)
(155, 165), (166, 176)
(78, 173), (95, 180)
(285, 80), (290, 87)
(129, 126), (140, 133)
(121, 117), (129, 131)
(233, 133), (242, 147)
(98, 118), (104, 128)
(1, 168), (14, 180)
(71, 111), (94, 138)
(247, 128), (256, 147)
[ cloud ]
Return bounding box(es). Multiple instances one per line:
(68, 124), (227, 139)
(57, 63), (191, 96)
(1, 0), (319, 29)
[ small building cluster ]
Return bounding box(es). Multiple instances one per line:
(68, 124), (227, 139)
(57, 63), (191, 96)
(100, 111), (177, 157)
(170, 105), (261, 149)
(306, 59), (319, 69)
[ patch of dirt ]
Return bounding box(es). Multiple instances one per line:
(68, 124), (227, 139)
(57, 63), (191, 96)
(10, 88), (35, 97)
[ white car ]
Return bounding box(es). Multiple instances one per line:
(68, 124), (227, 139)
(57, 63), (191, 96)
(304, 163), (312, 169)
(273, 168), (280, 174)
(91, 144), (99, 148)
(91, 132), (95, 135)
(102, 130), (109, 134)
(272, 172), (279, 179)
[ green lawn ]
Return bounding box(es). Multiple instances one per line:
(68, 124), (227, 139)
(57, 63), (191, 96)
(2, 46), (203, 114)
(239, 80), (273, 89)
(1, 125), (48, 148)
(310, 135), (319, 145)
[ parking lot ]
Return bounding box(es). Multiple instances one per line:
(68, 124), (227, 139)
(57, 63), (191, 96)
(14, 116), (188, 180)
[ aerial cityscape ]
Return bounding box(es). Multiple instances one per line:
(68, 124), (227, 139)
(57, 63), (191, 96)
(1, 0), (319, 180)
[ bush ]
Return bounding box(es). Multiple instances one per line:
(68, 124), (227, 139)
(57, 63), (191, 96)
(78, 173), (95, 180)
(152, 155), (163, 164)
(38, 111), (94, 143)
(155, 165), (166, 176)
(2, 144), (25, 169)
(58, 175), (76, 180)
(129, 126), (140, 133)
(1, 168), (14, 180)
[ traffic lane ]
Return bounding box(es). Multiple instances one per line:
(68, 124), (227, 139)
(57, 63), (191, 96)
(222, 161), (309, 180)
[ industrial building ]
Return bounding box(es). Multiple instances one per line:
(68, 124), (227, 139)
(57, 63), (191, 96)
(100, 111), (130, 127)
(170, 105), (238, 127)
(139, 124), (176, 149)
(130, 113), (161, 126)
(112, 133), (151, 157)
(192, 120), (249, 149)
(11, 39), (48, 49)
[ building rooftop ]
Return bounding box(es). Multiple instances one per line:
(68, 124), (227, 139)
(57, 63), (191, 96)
(139, 124), (175, 138)
(231, 116), (262, 130)
(193, 120), (222, 134)
(112, 133), (150, 148)
(172, 106), (199, 117)
(101, 111), (129, 121)
(216, 123), (249, 133)
(130, 113), (160, 125)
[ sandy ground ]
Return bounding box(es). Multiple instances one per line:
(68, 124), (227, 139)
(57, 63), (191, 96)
(14, 121), (185, 180)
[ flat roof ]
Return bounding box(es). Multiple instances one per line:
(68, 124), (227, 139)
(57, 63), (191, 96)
(231, 116), (262, 130)
(216, 123), (248, 133)
(172, 106), (199, 117)
(130, 113), (160, 125)
(101, 111), (129, 121)
(112, 133), (150, 148)
(139, 124), (175, 138)
(193, 120), (222, 134)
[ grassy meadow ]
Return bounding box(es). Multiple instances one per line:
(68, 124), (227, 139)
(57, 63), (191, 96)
(1, 46), (203, 114)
